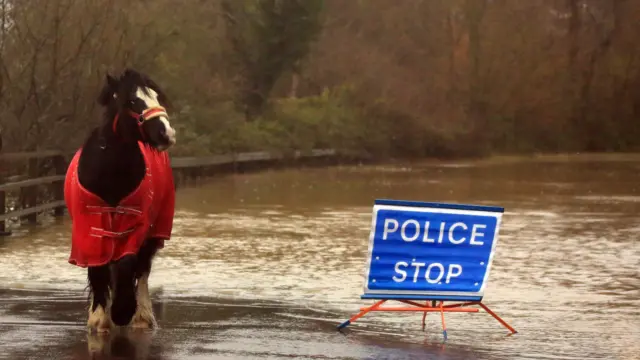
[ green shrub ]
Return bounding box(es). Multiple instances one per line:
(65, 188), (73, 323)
(171, 84), (465, 159)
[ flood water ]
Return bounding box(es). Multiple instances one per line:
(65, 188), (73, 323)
(1, 155), (639, 359)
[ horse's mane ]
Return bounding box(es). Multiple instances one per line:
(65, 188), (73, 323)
(97, 68), (172, 114)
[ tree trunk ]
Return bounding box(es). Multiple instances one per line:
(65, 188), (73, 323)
(289, 72), (300, 98)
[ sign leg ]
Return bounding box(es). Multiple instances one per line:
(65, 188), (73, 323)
(337, 300), (386, 330)
(439, 301), (447, 341)
(478, 302), (517, 334)
(421, 301), (428, 328)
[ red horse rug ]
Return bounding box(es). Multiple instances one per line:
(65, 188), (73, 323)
(64, 142), (175, 267)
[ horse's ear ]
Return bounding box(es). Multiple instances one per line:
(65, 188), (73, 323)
(106, 73), (118, 88)
(97, 73), (119, 106)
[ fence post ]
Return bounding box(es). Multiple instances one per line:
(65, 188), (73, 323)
(233, 153), (238, 173)
(20, 157), (38, 224)
(0, 134), (4, 235)
(0, 171), (6, 235)
(0, 148), (10, 236)
(53, 155), (66, 216)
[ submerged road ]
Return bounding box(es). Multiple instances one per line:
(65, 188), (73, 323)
(0, 288), (483, 360)
(1, 156), (640, 359)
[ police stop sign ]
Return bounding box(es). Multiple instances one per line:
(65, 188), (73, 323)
(363, 199), (504, 301)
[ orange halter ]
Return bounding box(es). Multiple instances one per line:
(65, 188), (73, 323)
(112, 106), (168, 138)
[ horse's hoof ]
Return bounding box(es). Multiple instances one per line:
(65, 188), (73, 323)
(131, 301), (157, 330)
(87, 322), (111, 334)
(131, 320), (153, 330)
(131, 312), (156, 330)
(87, 305), (113, 333)
(96, 326), (111, 334)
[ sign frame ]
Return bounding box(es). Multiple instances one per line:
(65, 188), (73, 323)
(361, 199), (505, 302)
(337, 199), (516, 337)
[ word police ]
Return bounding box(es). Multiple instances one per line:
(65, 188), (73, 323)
(382, 218), (487, 245)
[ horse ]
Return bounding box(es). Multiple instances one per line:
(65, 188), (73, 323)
(64, 68), (177, 333)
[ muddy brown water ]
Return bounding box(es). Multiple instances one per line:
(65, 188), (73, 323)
(1, 155), (639, 359)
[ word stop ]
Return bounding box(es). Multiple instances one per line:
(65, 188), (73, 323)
(392, 261), (463, 284)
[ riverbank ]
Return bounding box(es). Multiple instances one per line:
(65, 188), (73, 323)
(373, 150), (640, 166)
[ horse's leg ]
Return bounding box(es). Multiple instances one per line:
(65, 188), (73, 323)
(110, 254), (138, 326)
(87, 265), (113, 333)
(131, 238), (161, 329)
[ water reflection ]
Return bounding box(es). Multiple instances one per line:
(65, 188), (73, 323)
(85, 331), (161, 360)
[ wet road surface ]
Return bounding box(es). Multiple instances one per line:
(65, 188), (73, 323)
(1, 288), (491, 360)
(1, 155), (639, 359)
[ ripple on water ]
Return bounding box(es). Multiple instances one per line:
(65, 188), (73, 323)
(575, 195), (640, 203)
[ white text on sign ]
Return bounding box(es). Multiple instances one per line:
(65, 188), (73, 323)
(382, 219), (486, 245)
(392, 261), (463, 284)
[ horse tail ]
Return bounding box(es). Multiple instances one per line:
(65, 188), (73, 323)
(110, 254), (138, 326)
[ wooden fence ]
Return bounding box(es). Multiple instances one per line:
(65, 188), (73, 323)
(0, 148), (340, 236)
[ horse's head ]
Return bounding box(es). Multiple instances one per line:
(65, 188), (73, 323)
(98, 68), (176, 151)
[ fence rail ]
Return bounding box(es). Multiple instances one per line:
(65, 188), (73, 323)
(0, 148), (339, 236)
(170, 149), (336, 168)
(0, 151), (67, 235)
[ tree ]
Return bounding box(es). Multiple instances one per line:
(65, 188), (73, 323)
(221, 0), (324, 121)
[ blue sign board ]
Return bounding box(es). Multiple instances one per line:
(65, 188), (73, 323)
(362, 199), (504, 302)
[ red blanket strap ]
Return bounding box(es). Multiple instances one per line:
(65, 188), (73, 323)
(89, 226), (135, 239)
